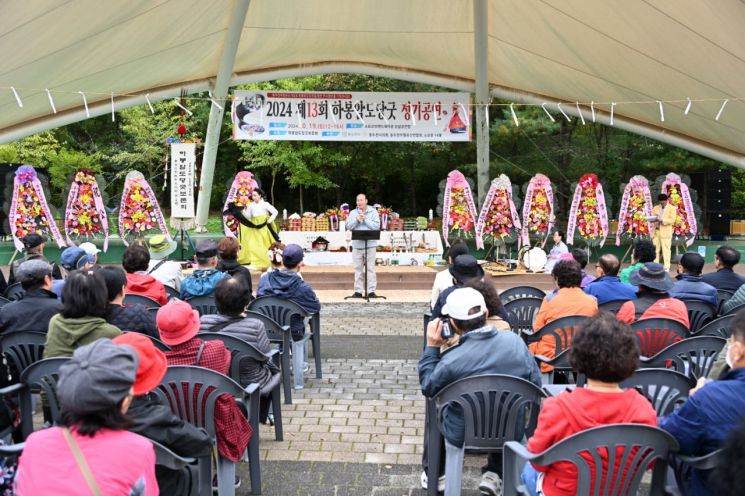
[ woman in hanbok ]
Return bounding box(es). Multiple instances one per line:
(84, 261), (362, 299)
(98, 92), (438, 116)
(229, 188), (278, 269)
(543, 230), (568, 273)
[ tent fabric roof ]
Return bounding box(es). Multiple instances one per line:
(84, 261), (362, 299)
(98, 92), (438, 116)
(1, 0), (745, 166)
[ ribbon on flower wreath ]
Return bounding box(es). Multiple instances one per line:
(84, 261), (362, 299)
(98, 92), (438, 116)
(442, 170), (478, 247)
(661, 173), (697, 247)
(9, 165), (65, 251)
(327, 209), (339, 231)
(222, 171), (258, 237)
(521, 174), (554, 248)
(475, 174), (521, 250)
(118, 171), (171, 246)
(566, 173), (609, 247)
(616, 175), (654, 246)
(64, 169), (109, 252)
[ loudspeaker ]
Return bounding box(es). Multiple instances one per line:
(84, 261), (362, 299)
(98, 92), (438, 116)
(0, 164), (24, 237)
(708, 197), (731, 210)
(706, 168), (732, 213)
(709, 211), (731, 236)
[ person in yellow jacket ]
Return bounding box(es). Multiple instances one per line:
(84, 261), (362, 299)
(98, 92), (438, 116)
(651, 193), (678, 271)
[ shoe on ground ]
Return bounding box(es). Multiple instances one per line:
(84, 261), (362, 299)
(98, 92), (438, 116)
(478, 471), (502, 496)
(302, 362), (310, 373)
(368, 292), (377, 298)
(420, 471), (445, 492)
(351, 292), (363, 298)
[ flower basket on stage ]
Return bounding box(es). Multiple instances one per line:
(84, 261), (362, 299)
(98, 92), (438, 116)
(616, 175), (654, 245)
(442, 170), (478, 246)
(64, 169), (109, 251)
(660, 173), (698, 247)
(521, 174), (555, 247)
(8, 165), (65, 251)
(567, 173), (609, 247)
(118, 171), (171, 245)
(222, 171), (258, 237)
(475, 174), (521, 249)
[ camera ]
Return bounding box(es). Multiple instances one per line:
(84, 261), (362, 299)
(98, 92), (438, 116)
(440, 318), (453, 339)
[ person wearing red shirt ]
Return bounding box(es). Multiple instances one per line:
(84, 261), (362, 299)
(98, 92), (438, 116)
(123, 244), (168, 305)
(521, 314), (657, 496)
(616, 262), (689, 327)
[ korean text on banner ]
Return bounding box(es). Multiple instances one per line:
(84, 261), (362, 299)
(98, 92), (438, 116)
(231, 91), (472, 142)
(170, 142), (195, 219)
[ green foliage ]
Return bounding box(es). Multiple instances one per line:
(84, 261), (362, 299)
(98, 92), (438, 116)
(46, 149), (103, 204)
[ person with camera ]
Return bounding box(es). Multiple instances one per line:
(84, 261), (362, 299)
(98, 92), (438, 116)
(419, 287), (541, 495)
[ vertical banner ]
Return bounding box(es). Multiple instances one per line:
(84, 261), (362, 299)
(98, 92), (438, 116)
(231, 91), (472, 142)
(170, 142), (195, 220)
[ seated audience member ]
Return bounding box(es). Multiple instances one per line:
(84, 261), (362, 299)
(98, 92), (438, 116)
(123, 244), (168, 305)
(261, 242), (285, 279)
(180, 239), (229, 300)
(0, 260), (59, 334)
(616, 262), (690, 327)
(619, 239), (656, 284)
(114, 332), (212, 495)
(158, 300), (252, 465)
(520, 314), (657, 496)
(44, 271), (121, 358)
(713, 419), (745, 496)
(200, 277), (280, 423)
(670, 252), (718, 306)
(660, 310), (745, 496)
(216, 236), (253, 294)
(723, 283), (745, 314)
(8, 232), (62, 285)
(702, 245), (745, 292)
(147, 234), (184, 292)
(101, 266), (158, 338)
(420, 287), (541, 495)
(570, 248), (596, 288)
(79, 242), (102, 271)
(583, 253), (637, 305)
(430, 254), (485, 320)
(52, 245), (96, 297)
(16, 339), (157, 494)
(465, 277), (511, 331)
(430, 240), (469, 310)
(256, 244), (320, 341)
(530, 261), (598, 372)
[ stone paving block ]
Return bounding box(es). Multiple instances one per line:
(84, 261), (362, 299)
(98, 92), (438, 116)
(353, 442), (384, 453)
(384, 443), (416, 454)
(309, 432), (341, 442)
(329, 425), (359, 434)
(364, 453), (399, 464)
(340, 433), (371, 443)
(298, 450), (333, 462)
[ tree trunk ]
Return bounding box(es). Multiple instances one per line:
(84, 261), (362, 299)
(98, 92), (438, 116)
(270, 168), (277, 205)
(299, 185), (304, 213)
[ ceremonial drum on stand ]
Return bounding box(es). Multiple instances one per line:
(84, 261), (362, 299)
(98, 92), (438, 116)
(520, 247), (547, 272)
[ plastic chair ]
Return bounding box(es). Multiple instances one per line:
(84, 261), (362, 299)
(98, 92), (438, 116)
(640, 336), (727, 380)
(0, 331), (47, 381)
(187, 295), (218, 316)
(724, 302), (745, 317)
(665, 448), (725, 496)
(630, 318), (689, 357)
(199, 332), (283, 441)
(426, 374), (547, 496)
(123, 293), (161, 309)
(716, 289), (734, 315)
(682, 300), (716, 334)
(248, 296), (322, 386)
(504, 297), (543, 336)
(0, 296), (10, 308)
(422, 311), (432, 348)
(0, 442), (24, 458)
(619, 369), (695, 416)
(503, 424), (679, 496)
(692, 314), (734, 339)
(245, 311), (293, 405)
(3, 283), (25, 301)
(155, 365), (261, 496)
(151, 440), (198, 496)
(121, 331), (171, 352)
(598, 300), (626, 314)
(164, 285), (180, 300)
(500, 286), (545, 303)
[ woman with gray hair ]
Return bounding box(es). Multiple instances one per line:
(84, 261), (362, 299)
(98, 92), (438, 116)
(16, 339), (158, 494)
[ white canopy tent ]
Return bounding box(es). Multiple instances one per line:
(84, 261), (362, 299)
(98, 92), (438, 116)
(1, 0), (744, 228)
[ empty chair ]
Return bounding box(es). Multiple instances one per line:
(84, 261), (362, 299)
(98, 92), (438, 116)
(187, 295), (218, 316)
(123, 293), (161, 309)
(0, 331), (47, 381)
(426, 374), (547, 496)
(682, 300), (716, 334)
(155, 365), (261, 496)
(620, 369), (695, 416)
(500, 286), (545, 304)
(503, 424), (679, 496)
(630, 318), (689, 357)
(640, 336), (727, 380)
(693, 314), (734, 339)
(3, 283), (25, 301)
(504, 297), (543, 336)
(246, 310), (294, 404)
(200, 332), (283, 441)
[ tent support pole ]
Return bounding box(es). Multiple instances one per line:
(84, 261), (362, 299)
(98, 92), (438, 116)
(194, 0), (251, 232)
(473, 0), (490, 206)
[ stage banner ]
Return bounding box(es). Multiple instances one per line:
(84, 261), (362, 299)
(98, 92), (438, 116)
(170, 142), (195, 220)
(231, 90), (472, 142)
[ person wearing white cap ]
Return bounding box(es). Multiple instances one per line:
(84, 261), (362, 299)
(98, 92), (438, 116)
(419, 287), (542, 495)
(79, 242), (102, 270)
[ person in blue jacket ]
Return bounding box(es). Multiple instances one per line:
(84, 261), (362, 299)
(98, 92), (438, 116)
(256, 244), (320, 341)
(583, 253), (637, 305)
(659, 310), (745, 496)
(670, 252), (718, 307)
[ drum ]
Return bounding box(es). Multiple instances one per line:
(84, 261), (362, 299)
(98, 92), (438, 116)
(521, 247), (547, 272)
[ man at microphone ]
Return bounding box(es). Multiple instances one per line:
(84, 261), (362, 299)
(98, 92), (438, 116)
(346, 193), (381, 298)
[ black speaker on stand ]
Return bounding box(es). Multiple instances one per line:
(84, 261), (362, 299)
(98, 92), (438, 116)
(706, 168), (732, 239)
